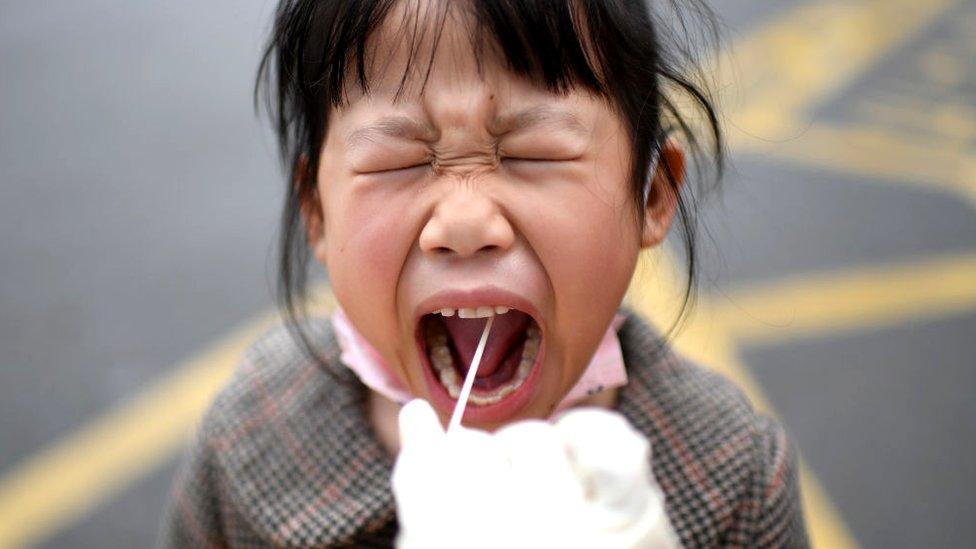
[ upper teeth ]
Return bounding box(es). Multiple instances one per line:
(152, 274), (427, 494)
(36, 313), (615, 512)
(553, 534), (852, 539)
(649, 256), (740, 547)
(438, 306), (509, 318)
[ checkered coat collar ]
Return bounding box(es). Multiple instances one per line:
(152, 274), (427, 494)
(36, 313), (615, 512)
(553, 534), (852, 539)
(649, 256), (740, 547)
(165, 308), (807, 547)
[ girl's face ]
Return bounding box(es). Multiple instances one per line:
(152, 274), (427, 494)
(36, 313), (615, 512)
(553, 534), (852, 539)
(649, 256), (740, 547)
(307, 4), (677, 429)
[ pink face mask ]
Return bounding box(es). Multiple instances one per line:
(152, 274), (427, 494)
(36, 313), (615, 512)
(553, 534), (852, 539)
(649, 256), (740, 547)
(331, 307), (628, 415)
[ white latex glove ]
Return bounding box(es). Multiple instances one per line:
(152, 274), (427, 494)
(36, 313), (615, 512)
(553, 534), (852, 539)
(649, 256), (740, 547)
(391, 399), (681, 549)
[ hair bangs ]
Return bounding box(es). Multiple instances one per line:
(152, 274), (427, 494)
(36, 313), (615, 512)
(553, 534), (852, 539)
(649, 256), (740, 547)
(310, 0), (615, 109)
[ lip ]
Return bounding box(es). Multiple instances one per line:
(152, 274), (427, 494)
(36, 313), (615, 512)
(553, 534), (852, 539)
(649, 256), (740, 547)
(412, 286), (546, 425)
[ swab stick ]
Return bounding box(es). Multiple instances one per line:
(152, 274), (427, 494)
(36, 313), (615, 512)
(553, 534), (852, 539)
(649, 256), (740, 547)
(447, 314), (495, 433)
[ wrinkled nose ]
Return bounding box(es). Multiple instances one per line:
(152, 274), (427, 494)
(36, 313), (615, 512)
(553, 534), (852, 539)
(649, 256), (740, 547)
(419, 188), (515, 257)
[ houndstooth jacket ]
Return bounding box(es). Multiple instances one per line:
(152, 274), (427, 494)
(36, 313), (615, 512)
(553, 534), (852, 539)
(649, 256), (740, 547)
(160, 309), (809, 548)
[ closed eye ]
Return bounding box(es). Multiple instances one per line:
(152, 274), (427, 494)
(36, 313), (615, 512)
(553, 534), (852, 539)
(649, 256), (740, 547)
(504, 157), (565, 163)
(502, 157), (577, 167)
(362, 162), (430, 176)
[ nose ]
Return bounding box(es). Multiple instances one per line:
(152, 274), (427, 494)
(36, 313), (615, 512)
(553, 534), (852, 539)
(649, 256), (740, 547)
(419, 187), (515, 257)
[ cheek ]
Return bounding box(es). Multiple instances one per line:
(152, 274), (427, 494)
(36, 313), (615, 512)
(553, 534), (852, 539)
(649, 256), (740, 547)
(518, 173), (639, 305)
(548, 191), (637, 348)
(328, 192), (404, 280)
(321, 178), (419, 364)
(557, 205), (636, 291)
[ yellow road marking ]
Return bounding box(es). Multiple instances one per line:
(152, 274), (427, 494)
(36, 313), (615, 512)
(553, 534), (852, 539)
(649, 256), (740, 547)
(721, 0), (960, 142)
(721, 0), (974, 208)
(717, 252), (976, 346)
(0, 315), (276, 548)
(628, 251), (859, 549)
(738, 124), (976, 208)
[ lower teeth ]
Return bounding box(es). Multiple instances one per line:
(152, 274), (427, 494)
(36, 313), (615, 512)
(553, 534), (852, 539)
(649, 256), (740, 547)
(427, 323), (540, 406)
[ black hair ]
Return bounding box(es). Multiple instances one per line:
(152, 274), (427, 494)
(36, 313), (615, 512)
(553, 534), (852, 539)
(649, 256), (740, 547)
(255, 0), (723, 370)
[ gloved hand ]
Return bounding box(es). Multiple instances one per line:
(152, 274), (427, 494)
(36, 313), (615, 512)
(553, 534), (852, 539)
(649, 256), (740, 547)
(391, 399), (681, 549)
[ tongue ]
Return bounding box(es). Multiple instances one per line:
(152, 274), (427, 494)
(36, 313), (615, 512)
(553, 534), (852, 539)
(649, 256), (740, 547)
(441, 311), (530, 378)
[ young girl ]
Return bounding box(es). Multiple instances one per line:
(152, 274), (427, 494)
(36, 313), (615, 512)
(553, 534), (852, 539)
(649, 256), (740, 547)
(162, 0), (808, 546)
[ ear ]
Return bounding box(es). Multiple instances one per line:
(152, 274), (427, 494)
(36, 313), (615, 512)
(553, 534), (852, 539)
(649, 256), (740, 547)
(296, 154), (328, 265)
(641, 139), (686, 248)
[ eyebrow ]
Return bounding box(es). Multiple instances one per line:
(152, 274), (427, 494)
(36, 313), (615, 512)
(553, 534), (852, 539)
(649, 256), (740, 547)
(489, 105), (590, 138)
(344, 116), (438, 152)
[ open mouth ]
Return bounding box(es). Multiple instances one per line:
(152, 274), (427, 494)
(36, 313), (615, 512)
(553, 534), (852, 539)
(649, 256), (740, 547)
(418, 307), (543, 407)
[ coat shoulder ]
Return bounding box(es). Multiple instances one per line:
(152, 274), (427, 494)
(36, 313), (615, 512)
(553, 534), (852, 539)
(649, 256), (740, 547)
(617, 311), (808, 547)
(201, 317), (354, 436)
(165, 318), (394, 547)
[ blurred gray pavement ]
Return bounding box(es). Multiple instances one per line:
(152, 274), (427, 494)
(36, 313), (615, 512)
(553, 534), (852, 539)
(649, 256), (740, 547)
(1, 1), (974, 547)
(0, 1), (279, 469)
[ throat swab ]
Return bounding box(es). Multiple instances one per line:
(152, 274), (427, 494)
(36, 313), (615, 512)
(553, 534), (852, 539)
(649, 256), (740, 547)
(447, 313), (495, 433)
